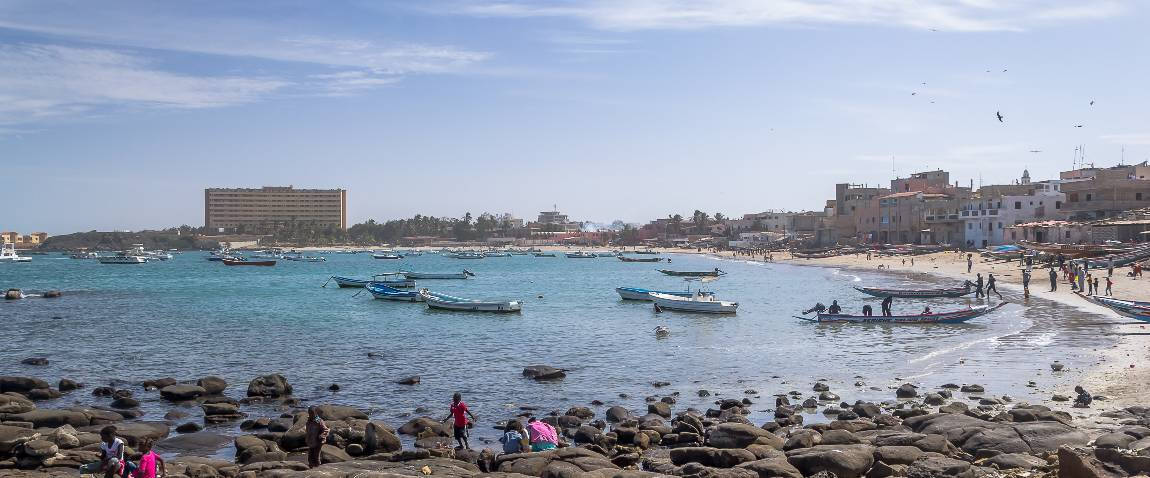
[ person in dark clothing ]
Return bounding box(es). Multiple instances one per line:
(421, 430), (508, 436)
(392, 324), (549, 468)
(803, 303), (826, 314)
(967, 254), (973, 273)
(305, 406), (330, 468)
(975, 274), (984, 298)
(881, 296), (893, 317)
(1093, 277), (1100, 296)
(862, 304), (873, 317)
(827, 300), (842, 315)
(985, 273), (1002, 299)
(1049, 268), (1058, 292)
(1073, 385), (1092, 408)
(1022, 269), (1031, 298)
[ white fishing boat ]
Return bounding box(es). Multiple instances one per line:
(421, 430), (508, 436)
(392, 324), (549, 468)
(70, 251), (100, 259)
(616, 287), (713, 301)
(0, 244), (31, 263)
(99, 253), (148, 264)
(420, 290), (522, 313)
(565, 251), (597, 258)
(372, 253), (404, 260)
(453, 252), (485, 259)
(483, 251), (512, 257)
(650, 291), (738, 314)
(595, 252), (616, 257)
(402, 270), (475, 280)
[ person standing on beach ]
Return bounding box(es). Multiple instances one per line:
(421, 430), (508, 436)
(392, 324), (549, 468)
(445, 392), (477, 450)
(967, 254), (973, 273)
(1022, 270), (1031, 298)
(305, 406), (330, 468)
(1105, 276), (1113, 296)
(975, 274), (984, 299)
(986, 273), (1002, 299)
(1086, 273), (1094, 295)
(1078, 265), (1087, 291)
(1049, 268), (1058, 292)
(1093, 277), (1100, 296)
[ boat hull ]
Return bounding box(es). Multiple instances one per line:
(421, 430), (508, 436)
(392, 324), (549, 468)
(421, 291), (521, 313)
(366, 284), (424, 302)
(657, 269), (724, 277)
(222, 259), (276, 266)
(807, 302), (1006, 324)
(650, 293), (737, 314)
(618, 256), (663, 262)
(403, 271), (473, 280)
(854, 285), (973, 298)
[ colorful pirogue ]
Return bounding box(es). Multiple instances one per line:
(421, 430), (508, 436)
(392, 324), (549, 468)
(798, 302), (1007, 324)
(853, 284), (974, 299)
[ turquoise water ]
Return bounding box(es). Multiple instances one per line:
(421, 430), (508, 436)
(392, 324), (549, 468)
(0, 251), (1119, 449)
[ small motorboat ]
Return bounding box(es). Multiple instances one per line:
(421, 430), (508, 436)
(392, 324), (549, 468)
(99, 253), (148, 264)
(420, 290), (522, 313)
(452, 252), (486, 259)
(651, 291), (738, 314)
(222, 258), (276, 266)
(618, 255), (663, 263)
(373, 253), (404, 260)
(284, 255), (326, 262)
(366, 283), (425, 302)
(533, 252), (556, 257)
(403, 270), (475, 280)
(0, 244), (32, 263)
(595, 252), (616, 257)
(565, 251), (597, 258)
(657, 268), (725, 277)
(635, 250), (658, 255)
(854, 284), (973, 299)
(330, 274), (416, 288)
(616, 287), (714, 301)
(799, 302), (1007, 324)
(483, 251), (512, 257)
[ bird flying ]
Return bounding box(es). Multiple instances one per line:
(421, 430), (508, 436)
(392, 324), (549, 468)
(1074, 124), (1084, 128)
(996, 111), (1004, 122)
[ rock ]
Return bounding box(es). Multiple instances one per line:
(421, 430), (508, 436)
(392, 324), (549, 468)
(986, 453), (1046, 470)
(0, 425), (37, 454)
(737, 455), (803, 478)
(875, 445), (924, 465)
(57, 379), (80, 393)
(143, 378), (178, 389)
(574, 425), (602, 444)
(785, 444), (875, 478)
(247, 374), (292, 397)
(802, 398), (818, 409)
(196, 376), (228, 395)
(820, 430), (861, 445)
(1059, 446), (1123, 478)
(1095, 432), (1136, 449)
(0, 394), (35, 414)
(959, 384), (984, 393)
(649, 402), (672, 418)
(0, 376), (50, 393)
(567, 407), (595, 420)
(176, 422), (203, 434)
(907, 455), (971, 477)
(19, 358), (48, 366)
(398, 417), (448, 436)
(7, 409), (91, 428)
(923, 393), (946, 406)
(111, 397), (140, 409)
(853, 403), (882, 419)
(522, 365), (566, 380)
(160, 384), (207, 401)
(22, 439), (58, 458)
(813, 383), (830, 392)
(314, 404), (368, 421)
(783, 430), (821, 451)
(670, 447), (757, 468)
(896, 384), (917, 398)
(26, 387), (62, 400)
(819, 391), (840, 402)
(938, 402), (968, 414)
(364, 421), (401, 454)
(154, 431), (231, 457)
(396, 376), (421, 385)
(82, 421), (169, 447)
(709, 422), (780, 449)
(606, 406), (632, 423)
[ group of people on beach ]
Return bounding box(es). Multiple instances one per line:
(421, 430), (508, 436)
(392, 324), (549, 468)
(79, 426), (165, 478)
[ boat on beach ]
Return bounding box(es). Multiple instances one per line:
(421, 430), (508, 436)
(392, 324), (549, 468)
(222, 258), (276, 266)
(402, 270), (475, 280)
(853, 284), (973, 299)
(618, 255), (663, 263)
(657, 268), (725, 277)
(366, 283), (425, 302)
(565, 251), (597, 258)
(420, 290), (521, 312)
(799, 302), (1007, 324)
(651, 291), (738, 314)
(1077, 293), (1150, 321)
(616, 287), (714, 301)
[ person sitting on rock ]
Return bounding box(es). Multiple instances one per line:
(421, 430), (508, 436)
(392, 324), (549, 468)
(79, 425), (137, 478)
(130, 438), (165, 478)
(525, 418), (559, 452)
(499, 420), (530, 455)
(1073, 385), (1093, 408)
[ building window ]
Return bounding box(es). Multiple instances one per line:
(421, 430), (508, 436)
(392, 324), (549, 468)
(1065, 231), (1071, 239)
(1139, 193), (1144, 201)
(1014, 201), (1021, 209)
(998, 222), (1003, 229)
(1086, 193), (1092, 201)
(1068, 193), (1078, 202)
(1056, 201), (1062, 209)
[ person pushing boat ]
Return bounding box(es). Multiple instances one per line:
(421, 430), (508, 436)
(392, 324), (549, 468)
(880, 295), (893, 317)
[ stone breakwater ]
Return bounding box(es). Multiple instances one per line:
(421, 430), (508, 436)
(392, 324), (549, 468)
(1, 373), (1148, 478)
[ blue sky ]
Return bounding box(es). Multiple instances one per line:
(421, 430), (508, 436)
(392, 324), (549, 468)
(1, 0), (1146, 234)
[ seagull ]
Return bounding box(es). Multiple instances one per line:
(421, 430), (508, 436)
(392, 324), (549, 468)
(996, 111), (1004, 122)
(1003, 69), (1008, 72)
(1074, 124), (1084, 128)
(911, 92), (917, 96)
(1090, 100), (1095, 106)
(1029, 150), (1043, 153)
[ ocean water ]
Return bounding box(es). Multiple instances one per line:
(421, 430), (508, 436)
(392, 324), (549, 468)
(0, 251), (1124, 451)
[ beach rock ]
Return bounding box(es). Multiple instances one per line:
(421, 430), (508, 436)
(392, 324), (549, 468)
(0, 376), (50, 393)
(7, 409), (91, 428)
(606, 406), (632, 423)
(83, 421), (169, 447)
(364, 421), (401, 454)
(155, 431), (231, 457)
(196, 376), (228, 395)
(821, 430), (861, 445)
(986, 453), (1046, 470)
(670, 446), (757, 467)
(853, 403), (882, 419)
(907, 455), (972, 478)
(959, 384), (984, 393)
(314, 404), (368, 421)
(737, 455), (803, 478)
(924, 393), (946, 406)
(785, 444), (875, 478)
(875, 445), (924, 465)
(0, 393), (36, 414)
(56, 379), (80, 393)
(247, 374), (292, 397)
(20, 358), (48, 366)
(160, 384), (206, 401)
(813, 383), (830, 392)
(896, 384), (917, 398)
(1095, 432), (1136, 449)
(938, 402), (968, 414)
(22, 439), (58, 458)
(398, 417), (449, 436)
(0, 425), (37, 454)
(819, 392), (840, 402)
(176, 422), (202, 434)
(26, 387), (62, 400)
(567, 407), (595, 420)
(522, 365), (566, 381)
(649, 402), (672, 418)
(142, 378), (177, 389)
(709, 422), (781, 449)
(396, 376), (421, 385)
(783, 430), (822, 451)
(111, 396), (140, 409)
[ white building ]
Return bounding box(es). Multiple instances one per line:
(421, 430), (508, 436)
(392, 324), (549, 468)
(961, 173), (1066, 247)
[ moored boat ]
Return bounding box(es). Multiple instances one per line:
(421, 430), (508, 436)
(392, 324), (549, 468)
(99, 254), (148, 264)
(420, 290), (521, 312)
(402, 270), (475, 280)
(533, 252), (556, 257)
(483, 251), (512, 257)
(801, 302), (1007, 324)
(1077, 294), (1150, 321)
(657, 268), (725, 277)
(565, 251), (597, 258)
(616, 287), (714, 301)
(366, 283), (425, 302)
(222, 258), (276, 266)
(330, 274), (417, 288)
(0, 244), (32, 263)
(452, 252), (485, 259)
(618, 255), (663, 263)
(372, 253), (404, 260)
(651, 291), (738, 314)
(853, 284), (973, 299)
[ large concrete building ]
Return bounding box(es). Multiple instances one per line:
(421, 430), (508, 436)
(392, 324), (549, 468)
(1059, 163), (1150, 220)
(204, 186), (347, 234)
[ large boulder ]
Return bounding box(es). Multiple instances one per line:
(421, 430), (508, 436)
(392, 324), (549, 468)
(7, 409), (92, 428)
(709, 422), (781, 449)
(364, 421), (401, 454)
(160, 384), (207, 401)
(737, 454), (803, 478)
(670, 447), (757, 468)
(196, 376), (228, 395)
(522, 365), (566, 380)
(315, 404), (368, 421)
(785, 444), (875, 478)
(0, 376), (50, 393)
(246, 374), (292, 397)
(398, 417), (449, 436)
(907, 455), (972, 478)
(82, 422), (169, 447)
(0, 424), (37, 454)
(606, 406), (632, 423)
(0, 393), (36, 414)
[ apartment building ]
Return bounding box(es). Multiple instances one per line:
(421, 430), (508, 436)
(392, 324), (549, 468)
(1060, 163), (1150, 220)
(204, 186), (347, 233)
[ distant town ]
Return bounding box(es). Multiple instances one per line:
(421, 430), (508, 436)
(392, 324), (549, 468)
(10, 161), (1150, 251)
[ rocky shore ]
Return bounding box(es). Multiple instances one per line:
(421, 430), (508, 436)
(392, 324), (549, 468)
(2, 369), (1148, 478)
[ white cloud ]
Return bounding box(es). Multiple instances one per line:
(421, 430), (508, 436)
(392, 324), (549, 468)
(452, 0), (1128, 32)
(1101, 133), (1150, 145)
(0, 43), (287, 124)
(308, 70), (402, 95)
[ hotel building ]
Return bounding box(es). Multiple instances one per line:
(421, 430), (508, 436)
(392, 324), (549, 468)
(204, 186), (347, 233)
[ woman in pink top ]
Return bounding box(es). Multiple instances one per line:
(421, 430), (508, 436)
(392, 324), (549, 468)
(526, 418), (558, 451)
(132, 438), (165, 478)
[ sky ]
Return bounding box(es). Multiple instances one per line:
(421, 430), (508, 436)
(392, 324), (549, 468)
(1, 0), (1148, 234)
